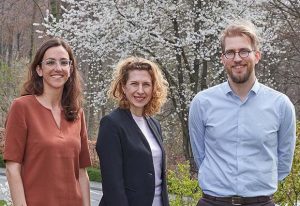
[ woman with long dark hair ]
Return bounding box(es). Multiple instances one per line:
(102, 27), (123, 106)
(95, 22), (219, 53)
(4, 38), (91, 206)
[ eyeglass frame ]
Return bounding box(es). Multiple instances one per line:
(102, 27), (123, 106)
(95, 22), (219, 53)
(40, 59), (72, 68)
(223, 49), (256, 59)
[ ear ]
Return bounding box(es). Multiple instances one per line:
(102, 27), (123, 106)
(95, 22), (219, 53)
(254, 51), (261, 64)
(220, 54), (226, 65)
(36, 65), (43, 77)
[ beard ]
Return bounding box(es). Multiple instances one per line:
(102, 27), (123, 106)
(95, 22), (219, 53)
(227, 64), (253, 84)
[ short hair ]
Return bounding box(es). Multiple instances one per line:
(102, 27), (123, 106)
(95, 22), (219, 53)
(21, 38), (82, 121)
(220, 20), (261, 53)
(109, 56), (168, 116)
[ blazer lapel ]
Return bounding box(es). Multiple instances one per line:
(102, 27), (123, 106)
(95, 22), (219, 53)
(145, 117), (164, 150)
(123, 109), (152, 151)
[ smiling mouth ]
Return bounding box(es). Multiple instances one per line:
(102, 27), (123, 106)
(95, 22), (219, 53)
(232, 64), (247, 71)
(233, 64), (246, 68)
(50, 75), (64, 79)
(134, 96), (145, 101)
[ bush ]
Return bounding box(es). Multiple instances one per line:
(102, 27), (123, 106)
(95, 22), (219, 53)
(274, 121), (300, 206)
(167, 161), (202, 206)
(0, 155), (5, 168)
(0, 200), (7, 206)
(87, 167), (101, 182)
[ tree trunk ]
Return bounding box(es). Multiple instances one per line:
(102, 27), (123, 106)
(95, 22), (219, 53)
(7, 31), (13, 67)
(201, 60), (208, 90)
(29, 2), (37, 61)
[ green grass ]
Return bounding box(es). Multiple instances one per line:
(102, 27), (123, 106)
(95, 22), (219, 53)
(87, 167), (101, 182)
(0, 200), (7, 205)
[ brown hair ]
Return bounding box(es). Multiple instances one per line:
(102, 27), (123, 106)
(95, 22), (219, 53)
(109, 56), (168, 116)
(220, 20), (261, 53)
(21, 38), (82, 121)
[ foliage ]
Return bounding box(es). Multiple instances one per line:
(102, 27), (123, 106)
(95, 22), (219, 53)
(0, 60), (25, 127)
(0, 155), (5, 168)
(274, 121), (300, 206)
(167, 161), (201, 206)
(87, 166), (101, 182)
(0, 201), (7, 206)
(0, 62), (15, 115)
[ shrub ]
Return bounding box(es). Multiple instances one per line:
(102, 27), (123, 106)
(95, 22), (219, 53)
(167, 161), (202, 206)
(0, 155), (5, 168)
(0, 200), (7, 206)
(87, 167), (101, 182)
(274, 121), (300, 206)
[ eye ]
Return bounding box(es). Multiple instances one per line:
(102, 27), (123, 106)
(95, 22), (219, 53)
(239, 49), (250, 55)
(143, 83), (151, 87)
(60, 60), (70, 66)
(225, 50), (234, 56)
(45, 60), (56, 66)
(130, 82), (138, 86)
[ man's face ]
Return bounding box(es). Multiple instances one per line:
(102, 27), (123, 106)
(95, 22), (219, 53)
(221, 35), (261, 84)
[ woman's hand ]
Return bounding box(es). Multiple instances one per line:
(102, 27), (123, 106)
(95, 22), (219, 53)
(79, 168), (91, 206)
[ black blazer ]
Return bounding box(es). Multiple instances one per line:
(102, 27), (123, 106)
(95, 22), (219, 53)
(96, 108), (170, 206)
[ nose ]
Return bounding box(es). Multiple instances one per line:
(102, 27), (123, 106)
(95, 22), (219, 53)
(54, 61), (63, 71)
(137, 84), (144, 93)
(233, 53), (242, 62)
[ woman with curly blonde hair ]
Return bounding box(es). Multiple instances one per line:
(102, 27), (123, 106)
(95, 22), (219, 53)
(96, 57), (169, 206)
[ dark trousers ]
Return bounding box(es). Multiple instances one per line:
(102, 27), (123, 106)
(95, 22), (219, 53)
(196, 197), (275, 206)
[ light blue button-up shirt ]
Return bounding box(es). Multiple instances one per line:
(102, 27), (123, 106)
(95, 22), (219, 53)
(189, 80), (296, 197)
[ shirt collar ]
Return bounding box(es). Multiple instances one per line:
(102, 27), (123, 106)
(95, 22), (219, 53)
(223, 79), (260, 95)
(251, 79), (260, 94)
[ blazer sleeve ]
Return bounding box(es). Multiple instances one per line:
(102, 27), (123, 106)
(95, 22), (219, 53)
(96, 115), (129, 206)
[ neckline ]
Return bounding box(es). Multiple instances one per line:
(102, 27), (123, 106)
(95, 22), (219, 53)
(33, 95), (63, 130)
(131, 113), (145, 121)
(33, 95), (63, 111)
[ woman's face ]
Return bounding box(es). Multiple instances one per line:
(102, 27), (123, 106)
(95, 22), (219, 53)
(122, 69), (153, 116)
(36, 46), (72, 92)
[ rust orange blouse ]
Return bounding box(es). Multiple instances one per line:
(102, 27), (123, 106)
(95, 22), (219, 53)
(4, 95), (91, 206)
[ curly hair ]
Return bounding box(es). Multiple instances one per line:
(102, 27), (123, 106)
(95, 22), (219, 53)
(21, 38), (82, 121)
(109, 56), (168, 116)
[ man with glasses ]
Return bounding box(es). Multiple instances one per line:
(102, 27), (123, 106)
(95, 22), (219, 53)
(189, 20), (296, 206)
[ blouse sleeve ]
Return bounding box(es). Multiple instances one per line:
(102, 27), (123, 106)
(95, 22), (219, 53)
(79, 110), (91, 168)
(4, 99), (28, 163)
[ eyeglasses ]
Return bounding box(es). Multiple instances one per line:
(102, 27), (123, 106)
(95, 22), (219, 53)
(41, 59), (72, 68)
(223, 49), (255, 59)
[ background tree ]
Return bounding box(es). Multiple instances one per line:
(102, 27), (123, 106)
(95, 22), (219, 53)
(266, 0), (300, 114)
(42, 0), (280, 166)
(0, 0), (48, 125)
(0, 0), (299, 169)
